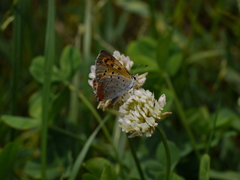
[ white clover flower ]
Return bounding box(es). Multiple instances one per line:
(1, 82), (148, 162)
(88, 65), (96, 89)
(118, 89), (171, 138)
(113, 50), (133, 71)
(136, 72), (148, 87)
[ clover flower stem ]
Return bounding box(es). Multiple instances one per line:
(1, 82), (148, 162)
(156, 127), (171, 180)
(128, 138), (146, 180)
(164, 72), (200, 160)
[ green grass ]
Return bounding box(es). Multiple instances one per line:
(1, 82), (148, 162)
(41, 1), (55, 179)
(0, 0), (240, 180)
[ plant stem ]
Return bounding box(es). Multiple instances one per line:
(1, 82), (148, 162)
(156, 127), (171, 180)
(206, 104), (220, 154)
(11, 0), (24, 116)
(164, 72), (200, 159)
(128, 138), (145, 180)
(68, 25), (83, 124)
(41, 1), (55, 179)
(67, 83), (121, 164)
(68, 115), (110, 180)
(83, 0), (92, 89)
(10, 0), (25, 141)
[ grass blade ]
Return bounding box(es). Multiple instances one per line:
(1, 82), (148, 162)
(82, 0), (92, 91)
(41, 0), (55, 179)
(10, 0), (25, 141)
(68, 115), (110, 180)
(206, 105), (220, 154)
(164, 72), (200, 159)
(11, 0), (24, 115)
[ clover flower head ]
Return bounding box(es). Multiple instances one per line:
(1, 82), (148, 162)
(118, 89), (171, 138)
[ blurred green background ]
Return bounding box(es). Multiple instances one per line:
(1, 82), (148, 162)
(1, 0), (240, 180)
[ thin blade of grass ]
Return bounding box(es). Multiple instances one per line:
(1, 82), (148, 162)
(11, 0), (24, 115)
(164, 72), (200, 159)
(68, 115), (110, 180)
(68, 25), (83, 124)
(67, 84), (117, 154)
(82, 0), (92, 91)
(41, 0), (55, 179)
(10, 0), (25, 141)
(206, 104), (220, 154)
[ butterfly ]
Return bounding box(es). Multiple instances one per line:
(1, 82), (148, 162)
(93, 50), (138, 105)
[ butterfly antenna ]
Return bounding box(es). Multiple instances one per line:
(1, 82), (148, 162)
(136, 64), (148, 74)
(132, 63), (140, 75)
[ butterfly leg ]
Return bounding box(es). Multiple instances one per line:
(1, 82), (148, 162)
(111, 96), (120, 105)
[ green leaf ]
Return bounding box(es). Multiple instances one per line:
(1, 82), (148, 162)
(28, 89), (70, 123)
(82, 173), (99, 180)
(166, 53), (183, 76)
(1, 115), (40, 130)
(171, 172), (185, 180)
(83, 157), (112, 178)
(199, 154), (210, 180)
(28, 91), (43, 121)
(48, 88), (70, 123)
(0, 122), (9, 143)
(127, 37), (157, 60)
(156, 141), (180, 170)
(224, 67), (240, 93)
(213, 108), (240, 132)
(29, 56), (63, 83)
(141, 160), (164, 179)
(186, 50), (225, 64)
(158, 172), (185, 180)
(117, 1), (149, 17)
(60, 45), (81, 80)
(156, 31), (172, 71)
(0, 140), (20, 179)
(127, 37), (159, 72)
(210, 170), (240, 180)
(216, 108), (236, 129)
(100, 165), (117, 180)
(68, 116), (109, 180)
(24, 160), (62, 180)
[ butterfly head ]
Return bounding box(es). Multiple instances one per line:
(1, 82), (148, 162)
(131, 74), (139, 88)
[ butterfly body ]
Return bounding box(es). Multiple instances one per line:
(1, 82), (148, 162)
(93, 50), (137, 104)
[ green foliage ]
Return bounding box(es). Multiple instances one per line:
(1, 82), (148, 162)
(30, 56), (63, 83)
(1, 115), (40, 130)
(29, 46), (81, 83)
(156, 141), (180, 170)
(210, 170), (240, 180)
(0, 0), (240, 180)
(199, 154), (210, 180)
(0, 140), (19, 179)
(83, 157), (117, 180)
(127, 37), (159, 73)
